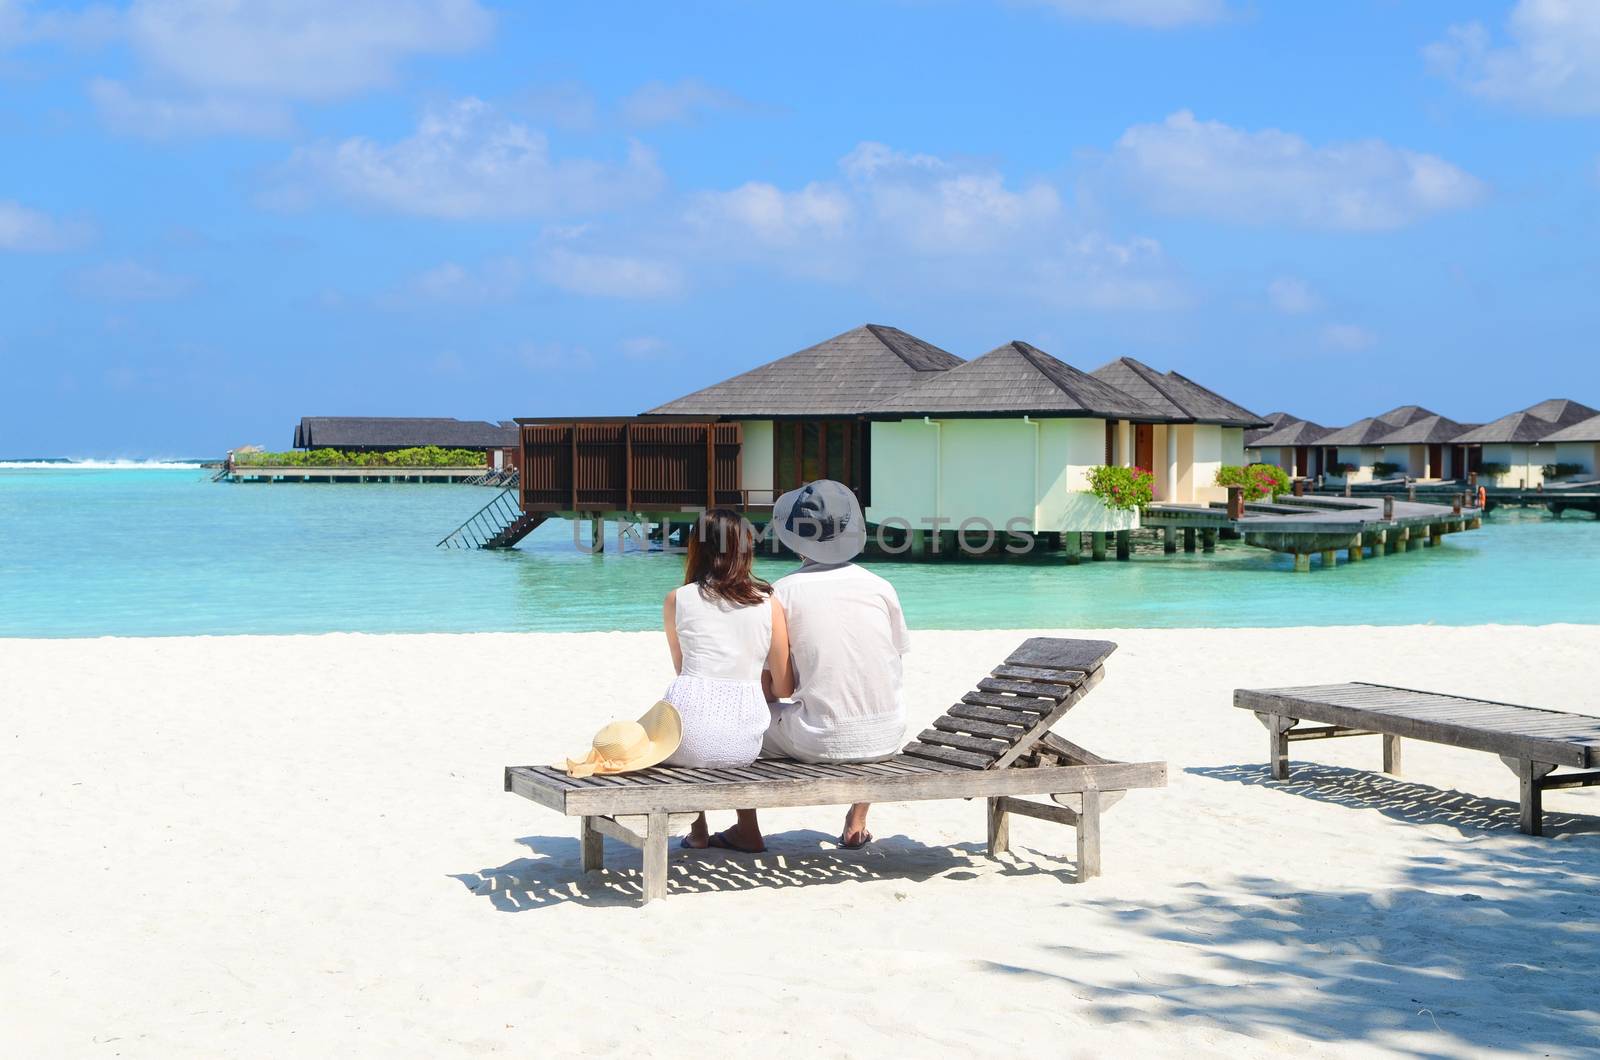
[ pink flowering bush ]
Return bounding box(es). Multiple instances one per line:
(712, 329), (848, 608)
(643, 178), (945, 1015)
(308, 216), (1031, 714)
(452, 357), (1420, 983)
(1088, 465), (1155, 510)
(1215, 463), (1292, 501)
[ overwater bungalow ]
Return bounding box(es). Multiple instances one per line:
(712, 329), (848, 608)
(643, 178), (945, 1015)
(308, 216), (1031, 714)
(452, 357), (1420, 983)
(491, 324), (1271, 550)
(1244, 417), (1330, 478)
(1539, 415), (1600, 482)
(1315, 406), (1437, 483)
(292, 416), (519, 452)
(866, 341), (1164, 534)
(1370, 413), (1474, 480)
(1088, 357), (1264, 503)
(1453, 399), (1600, 488)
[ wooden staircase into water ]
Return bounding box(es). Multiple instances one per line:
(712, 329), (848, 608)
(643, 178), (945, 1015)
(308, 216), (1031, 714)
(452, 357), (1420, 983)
(437, 488), (546, 550)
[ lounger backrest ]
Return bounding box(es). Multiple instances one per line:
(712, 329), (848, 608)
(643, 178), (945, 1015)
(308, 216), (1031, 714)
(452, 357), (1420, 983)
(900, 637), (1117, 771)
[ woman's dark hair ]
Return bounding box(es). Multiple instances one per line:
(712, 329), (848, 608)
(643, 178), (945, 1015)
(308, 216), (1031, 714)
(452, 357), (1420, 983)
(684, 509), (771, 607)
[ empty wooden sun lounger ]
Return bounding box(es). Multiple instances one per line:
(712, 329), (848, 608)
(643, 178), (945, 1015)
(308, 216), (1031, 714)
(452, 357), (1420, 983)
(1235, 682), (1600, 835)
(505, 638), (1166, 903)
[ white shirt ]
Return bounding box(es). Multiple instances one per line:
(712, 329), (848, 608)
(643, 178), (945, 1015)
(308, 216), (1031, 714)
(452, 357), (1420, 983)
(772, 562), (911, 760)
(672, 584), (772, 682)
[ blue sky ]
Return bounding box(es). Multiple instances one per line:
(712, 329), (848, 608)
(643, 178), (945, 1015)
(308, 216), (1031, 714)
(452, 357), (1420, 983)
(2, 0), (1598, 457)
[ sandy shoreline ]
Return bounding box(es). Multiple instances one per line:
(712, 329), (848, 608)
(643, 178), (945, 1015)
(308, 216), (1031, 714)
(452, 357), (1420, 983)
(3, 625), (1598, 1058)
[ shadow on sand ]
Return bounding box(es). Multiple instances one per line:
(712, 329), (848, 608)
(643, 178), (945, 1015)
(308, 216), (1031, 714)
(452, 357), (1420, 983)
(971, 763), (1600, 1056)
(452, 829), (1079, 910)
(1191, 760), (1600, 837)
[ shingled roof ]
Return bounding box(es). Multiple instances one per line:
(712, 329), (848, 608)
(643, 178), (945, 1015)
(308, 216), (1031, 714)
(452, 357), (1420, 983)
(1371, 413), (1474, 445)
(1088, 358), (1266, 427)
(292, 417), (517, 450)
(1246, 418), (1330, 448)
(1246, 411), (1299, 446)
(870, 341), (1165, 419)
(1317, 405), (1436, 447)
(644, 324), (962, 417)
(1454, 399), (1600, 444)
(1541, 414), (1600, 444)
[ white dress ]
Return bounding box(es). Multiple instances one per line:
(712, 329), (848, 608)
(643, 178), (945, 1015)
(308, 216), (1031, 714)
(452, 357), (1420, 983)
(662, 584), (773, 768)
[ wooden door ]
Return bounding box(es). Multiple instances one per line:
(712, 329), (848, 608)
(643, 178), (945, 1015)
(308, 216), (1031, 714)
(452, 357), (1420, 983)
(1134, 423), (1154, 471)
(1295, 447), (1309, 477)
(1428, 444), (1443, 478)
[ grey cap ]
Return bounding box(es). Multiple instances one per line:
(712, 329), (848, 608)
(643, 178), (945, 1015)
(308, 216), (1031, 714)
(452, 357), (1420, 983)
(772, 479), (866, 565)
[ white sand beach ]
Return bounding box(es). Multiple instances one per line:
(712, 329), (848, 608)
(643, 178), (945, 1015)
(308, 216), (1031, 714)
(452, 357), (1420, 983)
(4, 626), (1598, 1058)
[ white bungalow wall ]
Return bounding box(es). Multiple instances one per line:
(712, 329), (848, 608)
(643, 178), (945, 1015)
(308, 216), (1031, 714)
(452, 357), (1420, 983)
(740, 419), (775, 504)
(1553, 442), (1599, 480)
(868, 418), (1129, 533)
(1483, 443), (1555, 488)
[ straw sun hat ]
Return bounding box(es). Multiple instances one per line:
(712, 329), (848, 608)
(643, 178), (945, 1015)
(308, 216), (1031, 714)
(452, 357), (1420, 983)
(564, 700), (682, 778)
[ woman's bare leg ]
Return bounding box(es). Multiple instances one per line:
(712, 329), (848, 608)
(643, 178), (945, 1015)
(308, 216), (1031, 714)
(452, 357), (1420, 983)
(682, 812), (711, 849)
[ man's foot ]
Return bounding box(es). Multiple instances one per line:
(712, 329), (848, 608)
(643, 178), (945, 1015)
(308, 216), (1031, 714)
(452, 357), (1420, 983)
(837, 829), (873, 850)
(705, 828), (765, 854)
(840, 803), (872, 849)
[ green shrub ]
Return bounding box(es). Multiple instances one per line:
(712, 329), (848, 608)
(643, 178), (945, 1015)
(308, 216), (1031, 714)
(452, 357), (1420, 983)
(1086, 465), (1154, 510)
(232, 446), (486, 468)
(1371, 461), (1402, 478)
(1478, 462), (1510, 477)
(1215, 463), (1292, 501)
(1542, 462), (1586, 479)
(1325, 461), (1358, 475)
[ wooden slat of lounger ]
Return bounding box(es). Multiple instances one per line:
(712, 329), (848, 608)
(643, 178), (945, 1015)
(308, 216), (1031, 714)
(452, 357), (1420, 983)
(934, 715), (1027, 741)
(1037, 732), (1111, 766)
(987, 665), (1107, 770)
(902, 742), (994, 769)
(946, 702), (1043, 729)
(990, 664), (1085, 686)
(884, 752), (963, 772)
(1004, 637), (1117, 673)
(961, 691), (1057, 713)
(914, 728), (1008, 759)
(535, 760), (1165, 816)
(976, 677), (1068, 700)
(1235, 688), (1591, 767)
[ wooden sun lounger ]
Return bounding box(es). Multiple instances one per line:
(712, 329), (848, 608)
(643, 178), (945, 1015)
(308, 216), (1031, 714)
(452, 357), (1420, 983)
(505, 638), (1166, 903)
(1235, 682), (1600, 835)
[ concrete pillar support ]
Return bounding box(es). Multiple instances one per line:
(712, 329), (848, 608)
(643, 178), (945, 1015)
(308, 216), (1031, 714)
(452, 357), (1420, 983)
(1091, 532), (1108, 561)
(1063, 532), (1082, 565)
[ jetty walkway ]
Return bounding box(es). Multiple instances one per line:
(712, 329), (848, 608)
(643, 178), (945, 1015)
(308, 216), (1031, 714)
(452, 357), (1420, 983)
(1142, 494), (1481, 572)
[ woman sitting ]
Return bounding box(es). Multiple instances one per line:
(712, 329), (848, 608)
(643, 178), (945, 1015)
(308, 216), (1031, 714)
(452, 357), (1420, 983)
(663, 509), (792, 852)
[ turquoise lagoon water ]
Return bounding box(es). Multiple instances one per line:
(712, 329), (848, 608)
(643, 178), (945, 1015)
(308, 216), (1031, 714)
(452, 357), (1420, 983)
(2, 465), (1598, 638)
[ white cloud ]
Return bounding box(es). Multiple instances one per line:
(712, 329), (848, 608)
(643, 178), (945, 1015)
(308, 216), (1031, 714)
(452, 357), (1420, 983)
(267, 98), (664, 219)
(691, 141), (1185, 310)
(1011, 0), (1227, 28)
(123, 0), (492, 101)
(67, 1), (492, 138)
(73, 259), (195, 300)
(690, 181), (852, 247)
(1030, 234), (1191, 311)
(1426, 1), (1600, 115)
(1109, 110), (1485, 230)
(534, 247), (684, 299)
(620, 78), (748, 127)
(1267, 276), (1319, 314)
(0, 199), (92, 251)
(839, 142), (1061, 254)
(89, 77), (293, 138)
(1321, 323), (1376, 352)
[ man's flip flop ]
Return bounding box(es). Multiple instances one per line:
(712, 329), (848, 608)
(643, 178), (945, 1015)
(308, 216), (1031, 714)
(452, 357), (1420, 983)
(706, 829), (765, 854)
(838, 830), (873, 850)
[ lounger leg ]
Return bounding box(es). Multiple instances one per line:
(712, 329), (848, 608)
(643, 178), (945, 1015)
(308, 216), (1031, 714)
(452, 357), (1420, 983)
(579, 816), (603, 873)
(1382, 734), (1402, 777)
(641, 811), (669, 903)
(986, 797), (1010, 856)
(1075, 789), (1102, 882)
(1254, 712), (1295, 779)
(1499, 757), (1557, 836)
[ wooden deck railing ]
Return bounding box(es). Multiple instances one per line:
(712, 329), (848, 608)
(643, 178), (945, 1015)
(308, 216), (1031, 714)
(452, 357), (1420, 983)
(518, 421), (745, 513)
